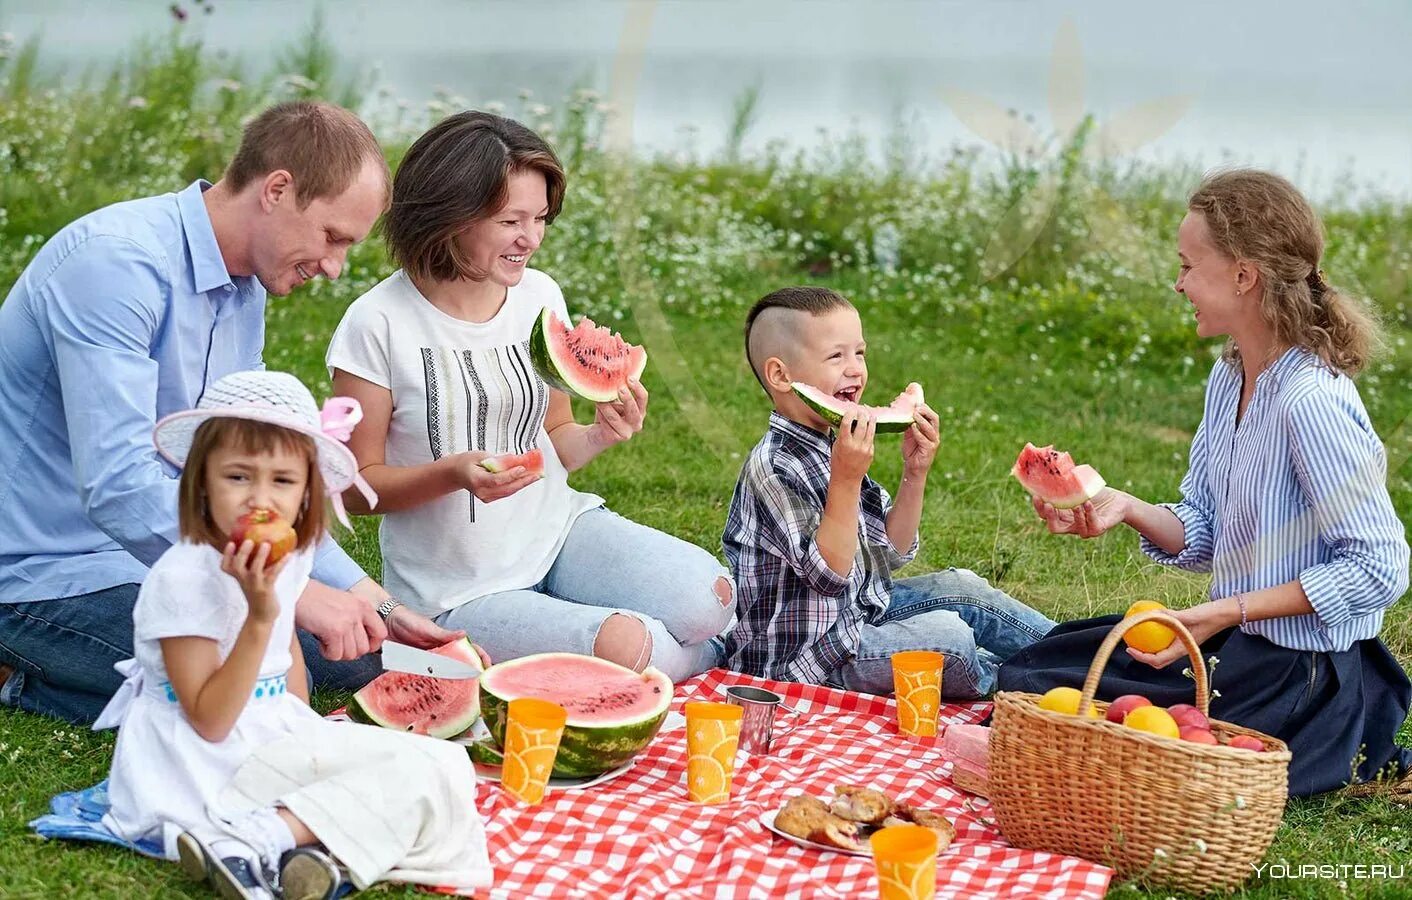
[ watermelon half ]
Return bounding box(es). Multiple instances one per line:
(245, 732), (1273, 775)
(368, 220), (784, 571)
(478, 448), (545, 478)
(529, 308), (648, 403)
(348, 637), (481, 739)
(791, 381), (924, 434)
(477, 652), (672, 778)
(1011, 442), (1107, 509)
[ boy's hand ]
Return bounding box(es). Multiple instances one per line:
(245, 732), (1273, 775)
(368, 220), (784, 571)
(831, 408), (876, 482)
(222, 540), (289, 625)
(901, 404), (940, 477)
(588, 378), (649, 448)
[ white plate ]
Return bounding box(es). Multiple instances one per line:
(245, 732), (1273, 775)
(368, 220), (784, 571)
(472, 757), (636, 792)
(761, 808), (872, 857)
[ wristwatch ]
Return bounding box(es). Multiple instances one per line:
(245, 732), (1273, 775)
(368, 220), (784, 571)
(375, 596), (403, 622)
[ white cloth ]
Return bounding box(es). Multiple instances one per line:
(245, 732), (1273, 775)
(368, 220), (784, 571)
(97, 541), (492, 890)
(326, 268), (601, 615)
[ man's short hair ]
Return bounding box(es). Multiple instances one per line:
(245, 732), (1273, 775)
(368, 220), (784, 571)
(224, 101), (388, 209)
(383, 110), (567, 283)
(743, 285), (854, 391)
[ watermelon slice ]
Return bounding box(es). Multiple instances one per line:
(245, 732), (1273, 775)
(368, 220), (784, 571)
(529, 308), (648, 404)
(791, 381), (924, 434)
(478, 448), (545, 478)
(1011, 442), (1107, 509)
(478, 652), (672, 778)
(348, 637), (481, 739)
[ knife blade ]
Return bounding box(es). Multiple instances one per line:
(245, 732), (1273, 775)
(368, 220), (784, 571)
(380, 641), (482, 680)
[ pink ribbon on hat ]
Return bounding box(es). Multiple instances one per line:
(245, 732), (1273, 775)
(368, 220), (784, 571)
(320, 397), (379, 529)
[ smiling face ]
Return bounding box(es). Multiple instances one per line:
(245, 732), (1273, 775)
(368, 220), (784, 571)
(769, 306), (868, 431)
(202, 438), (310, 542)
(1174, 211), (1257, 340)
(452, 168), (549, 288)
(251, 157), (387, 296)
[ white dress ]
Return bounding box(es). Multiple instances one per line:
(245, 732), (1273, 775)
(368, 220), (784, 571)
(97, 541), (492, 891)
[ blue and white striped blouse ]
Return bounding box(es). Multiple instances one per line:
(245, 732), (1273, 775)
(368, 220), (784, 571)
(1141, 346), (1409, 653)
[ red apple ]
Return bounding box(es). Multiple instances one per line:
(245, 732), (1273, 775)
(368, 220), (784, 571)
(1227, 734), (1265, 752)
(1179, 725), (1219, 745)
(229, 508), (296, 567)
(1105, 694), (1153, 724)
(1167, 703), (1209, 730)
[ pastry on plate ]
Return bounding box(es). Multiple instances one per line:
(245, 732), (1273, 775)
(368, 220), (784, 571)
(829, 785), (893, 824)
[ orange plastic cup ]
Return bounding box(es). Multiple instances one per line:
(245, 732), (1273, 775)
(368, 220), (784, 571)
(684, 701), (743, 804)
(891, 651), (944, 737)
(501, 698), (568, 805)
(870, 824), (939, 900)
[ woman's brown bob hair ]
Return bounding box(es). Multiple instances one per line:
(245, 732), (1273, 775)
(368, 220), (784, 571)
(384, 110), (566, 283)
(178, 417), (326, 551)
(1188, 169), (1382, 375)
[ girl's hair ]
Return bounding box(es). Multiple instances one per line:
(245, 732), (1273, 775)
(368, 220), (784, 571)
(1187, 168), (1381, 375)
(178, 417), (326, 550)
(383, 110), (566, 283)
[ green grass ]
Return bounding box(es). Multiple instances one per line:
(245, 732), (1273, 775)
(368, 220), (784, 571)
(2, 23), (1412, 899)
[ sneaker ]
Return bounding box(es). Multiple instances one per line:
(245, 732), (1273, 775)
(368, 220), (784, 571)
(176, 831), (277, 900)
(279, 847), (345, 900)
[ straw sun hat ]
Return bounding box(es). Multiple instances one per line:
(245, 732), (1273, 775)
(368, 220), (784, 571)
(152, 370), (377, 526)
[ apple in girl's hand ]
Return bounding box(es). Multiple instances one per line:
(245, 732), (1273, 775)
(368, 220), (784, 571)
(229, 508), (296, 567)
(1179, 725), (1219, 745)
(1227, 734), (1265, 752)
(1167, 704), (1209, 730)
(1105, 694), (1153, 724)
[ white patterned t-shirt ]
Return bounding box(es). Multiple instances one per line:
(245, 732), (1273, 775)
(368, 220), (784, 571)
(326, 268), (602, 614)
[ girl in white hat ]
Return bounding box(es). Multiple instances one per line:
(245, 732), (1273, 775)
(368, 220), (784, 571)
(94, 370), (493, 899)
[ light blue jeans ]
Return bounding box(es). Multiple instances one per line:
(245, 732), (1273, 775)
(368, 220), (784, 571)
(436, 507), (735, 683)
(830, 568), (1055, 700)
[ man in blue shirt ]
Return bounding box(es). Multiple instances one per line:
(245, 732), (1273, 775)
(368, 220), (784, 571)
(0, 101), (460, 723)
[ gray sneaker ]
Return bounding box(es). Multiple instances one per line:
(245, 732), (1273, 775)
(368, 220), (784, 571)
(279, 847), (345, 900)
(175, 831), (277, 900)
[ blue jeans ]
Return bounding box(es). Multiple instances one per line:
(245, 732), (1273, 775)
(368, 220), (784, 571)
(830, 568), (1055, 699)
(0, 585), (383, 725)
(436, 507), (735, 683)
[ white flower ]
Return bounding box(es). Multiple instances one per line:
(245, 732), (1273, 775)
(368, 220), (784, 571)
(1153, 847), (1168, 859)
(216, 79), (242, 93)
(1234, 795), (1246, 809)
(127, 96), (148, 109)
(529, 103), (551, 118)
(1193, 838), (1207, 854)
(483, 100), (506, 114)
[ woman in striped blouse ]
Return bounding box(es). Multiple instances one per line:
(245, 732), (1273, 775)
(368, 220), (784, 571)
(998, 169), (1411, 797)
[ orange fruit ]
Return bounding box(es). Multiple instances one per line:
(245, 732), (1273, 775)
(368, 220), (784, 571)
(1037, 686), (1099, 718)
(1123, 705), (1180, 739)
(1122, 600), (1176, 654)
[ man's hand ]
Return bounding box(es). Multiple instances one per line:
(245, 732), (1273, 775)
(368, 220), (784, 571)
(830, 408), (875, 483)
(901, 404), (940, 478)
(386, 604), (463, 649)
(294, 581), (388, 661)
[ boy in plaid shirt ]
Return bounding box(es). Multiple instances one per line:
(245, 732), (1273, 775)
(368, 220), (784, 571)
(721, 286), (1054, 696)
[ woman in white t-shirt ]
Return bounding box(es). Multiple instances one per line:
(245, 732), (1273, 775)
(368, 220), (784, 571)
(327, 112), (735, 682)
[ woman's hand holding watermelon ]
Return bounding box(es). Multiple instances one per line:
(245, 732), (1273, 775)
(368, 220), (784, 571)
(587, 378), (649, 448)
(901, 404), (941, 477)
(458, 452), (543, 503)
(1033, 489), (1130, 538)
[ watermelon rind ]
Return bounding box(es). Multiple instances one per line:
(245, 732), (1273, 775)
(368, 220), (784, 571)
(348, 637), (481, 739)
(530, 308), (648, 404)
(479, 652), (673, 778)
(791, 382), (916, 434)
(466, 739), (505, 767)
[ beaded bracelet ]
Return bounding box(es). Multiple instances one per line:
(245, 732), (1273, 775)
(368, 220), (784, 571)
(1234, 592), (1248, 628)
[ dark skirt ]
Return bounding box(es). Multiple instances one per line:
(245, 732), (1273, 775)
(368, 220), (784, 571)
(996, 615), (1412, 797)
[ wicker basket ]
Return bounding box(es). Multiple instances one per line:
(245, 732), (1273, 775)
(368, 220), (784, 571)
(989, 610), (1290, 894)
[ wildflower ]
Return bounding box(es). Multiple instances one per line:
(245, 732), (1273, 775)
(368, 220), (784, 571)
(216, 79), (242, 93)
(127, 96), (149, 109)
(1153, 847), (1167, 859)
(170, 4), (188, 22)
(1234, 795), (1246, 809)
(1193, 838), (1207, 854)
(484, 100), (506, 114)
(529, 103), (550, 118)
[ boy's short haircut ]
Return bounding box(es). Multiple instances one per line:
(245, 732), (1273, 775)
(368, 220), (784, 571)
(743, 285), (854, 391)
(224, 101), (388, 209)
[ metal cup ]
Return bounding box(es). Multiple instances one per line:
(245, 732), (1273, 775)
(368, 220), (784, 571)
(723, 685), (785, 756)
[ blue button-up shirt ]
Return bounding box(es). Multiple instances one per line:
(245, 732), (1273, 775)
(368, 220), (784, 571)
(1142, 348), (1409, 652)
(722, 411), (917, 683)
(0, 180), (366, 603)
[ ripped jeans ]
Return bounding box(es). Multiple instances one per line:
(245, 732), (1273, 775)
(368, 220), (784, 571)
(436, 507), (735, 682)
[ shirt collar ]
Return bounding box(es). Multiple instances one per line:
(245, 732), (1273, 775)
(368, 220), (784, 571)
(1258, 345), (1318, 392)
(768, 410), (834, 456)
(176, 179), (236, 295)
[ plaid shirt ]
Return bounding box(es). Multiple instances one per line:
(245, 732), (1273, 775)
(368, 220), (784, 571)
(722, 412), (918, 684)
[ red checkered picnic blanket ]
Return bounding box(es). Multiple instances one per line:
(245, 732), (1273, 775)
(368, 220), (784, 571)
(441, 669), (1112, 899)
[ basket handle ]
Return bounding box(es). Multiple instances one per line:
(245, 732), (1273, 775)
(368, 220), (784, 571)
(1077, 610), (1209, 718)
